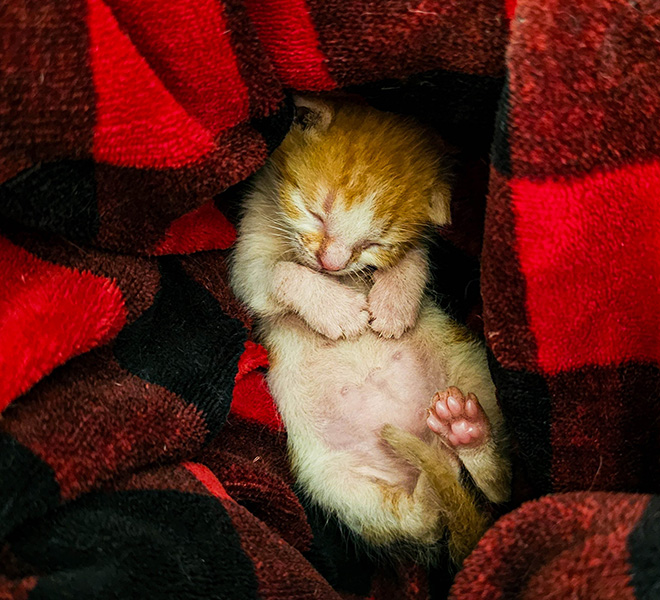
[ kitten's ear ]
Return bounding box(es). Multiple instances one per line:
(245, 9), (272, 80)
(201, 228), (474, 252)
(292, 95), (334, 133)
(429, 180), (452, 226)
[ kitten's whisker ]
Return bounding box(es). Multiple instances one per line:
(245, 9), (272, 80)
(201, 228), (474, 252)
(265, 223), (294, 235)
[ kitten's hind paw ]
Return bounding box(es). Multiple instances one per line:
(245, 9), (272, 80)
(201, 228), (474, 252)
(427, 387), (491, 450)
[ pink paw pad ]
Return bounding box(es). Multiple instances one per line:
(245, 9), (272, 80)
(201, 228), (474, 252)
(426, 387), (490, 449)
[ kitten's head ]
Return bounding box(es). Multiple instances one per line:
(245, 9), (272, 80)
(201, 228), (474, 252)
(269, 96), (452, 275)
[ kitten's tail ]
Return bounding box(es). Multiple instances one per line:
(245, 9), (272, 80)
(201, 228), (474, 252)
(380, 424), (490, 565)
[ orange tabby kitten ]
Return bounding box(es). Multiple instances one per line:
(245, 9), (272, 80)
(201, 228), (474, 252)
(230, 97), (510, 563)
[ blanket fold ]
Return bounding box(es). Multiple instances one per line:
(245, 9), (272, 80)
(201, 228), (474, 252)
(450, 492), (659, 600)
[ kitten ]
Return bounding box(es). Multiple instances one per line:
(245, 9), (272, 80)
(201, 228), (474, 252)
(230, 97), (510, 563)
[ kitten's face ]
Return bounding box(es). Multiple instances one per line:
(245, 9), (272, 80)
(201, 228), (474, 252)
(269, 101), (451, 276)
(277, 180), (414, 275)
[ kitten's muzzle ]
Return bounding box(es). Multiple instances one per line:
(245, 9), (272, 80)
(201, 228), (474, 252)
(317, 238), (352, 271)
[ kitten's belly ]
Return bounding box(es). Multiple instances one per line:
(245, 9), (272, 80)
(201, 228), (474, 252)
(275, 331), (446, 488)
(315, 340), (437, 446)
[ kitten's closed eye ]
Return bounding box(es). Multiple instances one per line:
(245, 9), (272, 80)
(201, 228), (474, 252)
(360, 241), (383, 251)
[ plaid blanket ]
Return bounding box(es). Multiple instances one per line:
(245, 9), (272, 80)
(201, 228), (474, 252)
(1, 0), (659, 598)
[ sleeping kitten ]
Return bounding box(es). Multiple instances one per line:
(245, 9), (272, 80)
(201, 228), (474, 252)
(230, 97), (510, 563)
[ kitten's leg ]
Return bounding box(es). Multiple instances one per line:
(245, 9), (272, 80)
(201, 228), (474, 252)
(368, 248), (429, 338)
(273, 261), (370, 339)
(379, 424), (489, 562)
(427, 387), (510, 504)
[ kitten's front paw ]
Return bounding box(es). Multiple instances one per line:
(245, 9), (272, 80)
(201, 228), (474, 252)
(368, 280), (419, 338)
(307, 288), (370, 340)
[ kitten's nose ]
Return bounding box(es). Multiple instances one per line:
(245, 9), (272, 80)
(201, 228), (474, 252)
(317, 239), (351, 272)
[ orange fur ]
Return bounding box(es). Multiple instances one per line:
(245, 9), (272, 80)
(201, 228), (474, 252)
(270, 99), (453, 271)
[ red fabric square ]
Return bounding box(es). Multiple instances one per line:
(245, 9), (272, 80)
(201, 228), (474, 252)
(244, 0), (335, 90)
(151, 201), (236, 255)
(103, 0), (250, 135)
(88, 0), (215, 167)
(511, 160), (660, 373)
(231, 341), (283, 431)
(0, 236), (126, 411)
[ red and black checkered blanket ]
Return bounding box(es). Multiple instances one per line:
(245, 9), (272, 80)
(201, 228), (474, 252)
(2, 1), (659, 598)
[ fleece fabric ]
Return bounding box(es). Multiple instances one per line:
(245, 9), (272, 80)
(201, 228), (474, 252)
(1, 1), (659, 599)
